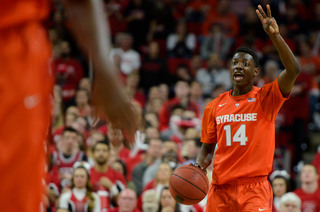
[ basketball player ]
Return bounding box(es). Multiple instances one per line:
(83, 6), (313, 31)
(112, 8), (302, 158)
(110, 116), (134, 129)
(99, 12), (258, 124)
(0, 0), (137, 211)
(194, 5), (300, 212)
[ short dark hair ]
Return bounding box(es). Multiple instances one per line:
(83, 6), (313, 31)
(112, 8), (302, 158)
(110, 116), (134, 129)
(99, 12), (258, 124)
(234, 47), (259, 67)
(63, 127), (79, 135)
(92, 139), (109, 152)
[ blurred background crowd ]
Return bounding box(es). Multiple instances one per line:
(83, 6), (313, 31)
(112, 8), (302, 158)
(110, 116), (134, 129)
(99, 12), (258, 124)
(46, 0), (320, 211)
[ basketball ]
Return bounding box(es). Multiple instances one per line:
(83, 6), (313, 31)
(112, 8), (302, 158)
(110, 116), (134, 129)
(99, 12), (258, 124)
(169, 165), (209, 205)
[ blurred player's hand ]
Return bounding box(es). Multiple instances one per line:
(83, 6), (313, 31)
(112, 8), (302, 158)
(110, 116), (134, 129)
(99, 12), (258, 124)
(92, 69), (138, 148)
(63, 0), (139, 147)
(256, 4), (279, 35)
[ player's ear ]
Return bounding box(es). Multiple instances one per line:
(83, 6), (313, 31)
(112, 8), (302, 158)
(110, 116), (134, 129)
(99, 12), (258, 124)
(253, 68), (259, 77)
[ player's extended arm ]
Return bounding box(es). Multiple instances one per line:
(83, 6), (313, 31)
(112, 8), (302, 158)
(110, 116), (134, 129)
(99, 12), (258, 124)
(195, 143), (216, 170)
(63, 0), (138, 146)
(256, 4), (300, 96)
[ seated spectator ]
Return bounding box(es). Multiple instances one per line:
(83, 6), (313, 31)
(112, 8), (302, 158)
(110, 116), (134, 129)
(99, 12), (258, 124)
(270, 170), (291, 212)
(140, 42), (169, 92)
(167, 19), (196, 58)
(52, 127), (87, 190)
(279, 192), (301, 212)
(189, 54), (205, 78)
(58, 165), (101, 212)
(145, 127), (160, 140)
(158, 186), (180, 212)
(110, 33), (141, 76)
(200, 23), (232, 60)
(143, 150), (179, 188)
(185, 0), (217, 22)
(132, 138), (163, 196)
(107, 122), (130, 158)
(86, 130), (106, 166)
(174, 64), (193, 84)
(142, 189), (159, 212)
(90, 140), (126, 210)
(293, 164), (320, 211)
(190, 81), (205, 111)
(169, 109), (201, 144)
(144, 112), (160, 129)
(124, 0), (153, 49)
(158, 84), (169, 102)
(208, 53), (232, 91)
(202, 0), (239, 38)
(181, 139), (200, 165)
(257, 60), (281, 87)
(111, 159), (136, 192)
(125, 73), (146, 107)
(75, 89), (91, 118)
(54, 40), (84, 105)
(159, 81), (199, 134)
(109, 188), (141, 212)
(78, 77), (92, 95)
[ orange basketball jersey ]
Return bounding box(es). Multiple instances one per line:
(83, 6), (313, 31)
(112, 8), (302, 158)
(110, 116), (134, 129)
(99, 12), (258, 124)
(0, 0), (49, 29)
(201, 78), (288, 185)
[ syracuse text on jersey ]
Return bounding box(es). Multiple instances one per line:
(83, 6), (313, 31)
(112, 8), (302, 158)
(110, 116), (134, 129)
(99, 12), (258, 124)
(216, 113), (258, 124)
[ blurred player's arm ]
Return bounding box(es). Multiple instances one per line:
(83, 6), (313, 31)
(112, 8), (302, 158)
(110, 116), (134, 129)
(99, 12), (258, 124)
(63, 0), (138, 145)
(196, 143), (216, 170)
(256, 4), (300, 96)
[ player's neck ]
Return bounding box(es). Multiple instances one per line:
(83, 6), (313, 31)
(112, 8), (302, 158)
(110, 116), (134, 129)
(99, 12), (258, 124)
(302, 181), (318, 193)
(232, 85), (254, 96)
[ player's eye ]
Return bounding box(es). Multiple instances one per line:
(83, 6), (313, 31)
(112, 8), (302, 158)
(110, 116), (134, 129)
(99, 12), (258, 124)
(233, 61), (237, 65)
(243, 62), (248, 66)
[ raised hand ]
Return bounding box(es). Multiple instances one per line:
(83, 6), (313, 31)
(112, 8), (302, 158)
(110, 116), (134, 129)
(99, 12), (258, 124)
(256, 4), (279, 35)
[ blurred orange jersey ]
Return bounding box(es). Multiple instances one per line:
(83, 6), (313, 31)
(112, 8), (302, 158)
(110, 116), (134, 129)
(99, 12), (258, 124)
(201, 78), (288, 185)
(0, 0), (52, 211)
(0, 0), (49, 29)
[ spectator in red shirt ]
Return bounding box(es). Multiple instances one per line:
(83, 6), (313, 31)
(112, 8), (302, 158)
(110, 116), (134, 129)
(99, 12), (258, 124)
(54, 40), (84, 104)
(125, 73), (146, 108)
(202, 0), (239, 38)
(52, 127), (87, 190)
(75, 89), (91, 118)
(159, 81), (199, 135)
(90, 140), (126, 209)
(109, 188), (141, 212)
(107, 123), (131, 161)
(294, 164), (320, 212)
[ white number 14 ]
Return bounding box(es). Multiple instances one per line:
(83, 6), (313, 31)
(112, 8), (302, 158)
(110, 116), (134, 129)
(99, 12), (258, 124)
(224, 124), (248, 146)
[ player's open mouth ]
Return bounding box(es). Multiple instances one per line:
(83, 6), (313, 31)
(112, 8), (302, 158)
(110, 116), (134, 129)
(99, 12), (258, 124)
(233, 73), (244, 82)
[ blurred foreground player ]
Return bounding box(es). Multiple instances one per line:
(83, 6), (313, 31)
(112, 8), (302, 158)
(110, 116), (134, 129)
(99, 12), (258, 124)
(0, 0), (137, 211)
(194, 5), (300, 212)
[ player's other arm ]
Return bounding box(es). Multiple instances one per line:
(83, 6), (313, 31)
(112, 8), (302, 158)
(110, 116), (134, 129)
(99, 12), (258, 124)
(256, 5), (300, 96)
(196, 143), (216, 169)
(63, 0), (138, 145)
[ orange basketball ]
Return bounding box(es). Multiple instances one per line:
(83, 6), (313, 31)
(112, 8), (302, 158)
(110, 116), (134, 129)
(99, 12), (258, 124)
(169, 165), (209, 205)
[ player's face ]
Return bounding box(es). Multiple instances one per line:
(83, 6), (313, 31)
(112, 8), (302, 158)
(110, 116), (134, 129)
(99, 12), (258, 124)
(93, 143), (109, 165)
(272, 178), (287, 197)
(73, 168), (88, 189)
(230, 52), (257, 89)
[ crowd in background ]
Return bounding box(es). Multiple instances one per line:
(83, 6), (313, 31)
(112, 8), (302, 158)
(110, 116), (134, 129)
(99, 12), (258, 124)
(46, 0), (320, 211)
